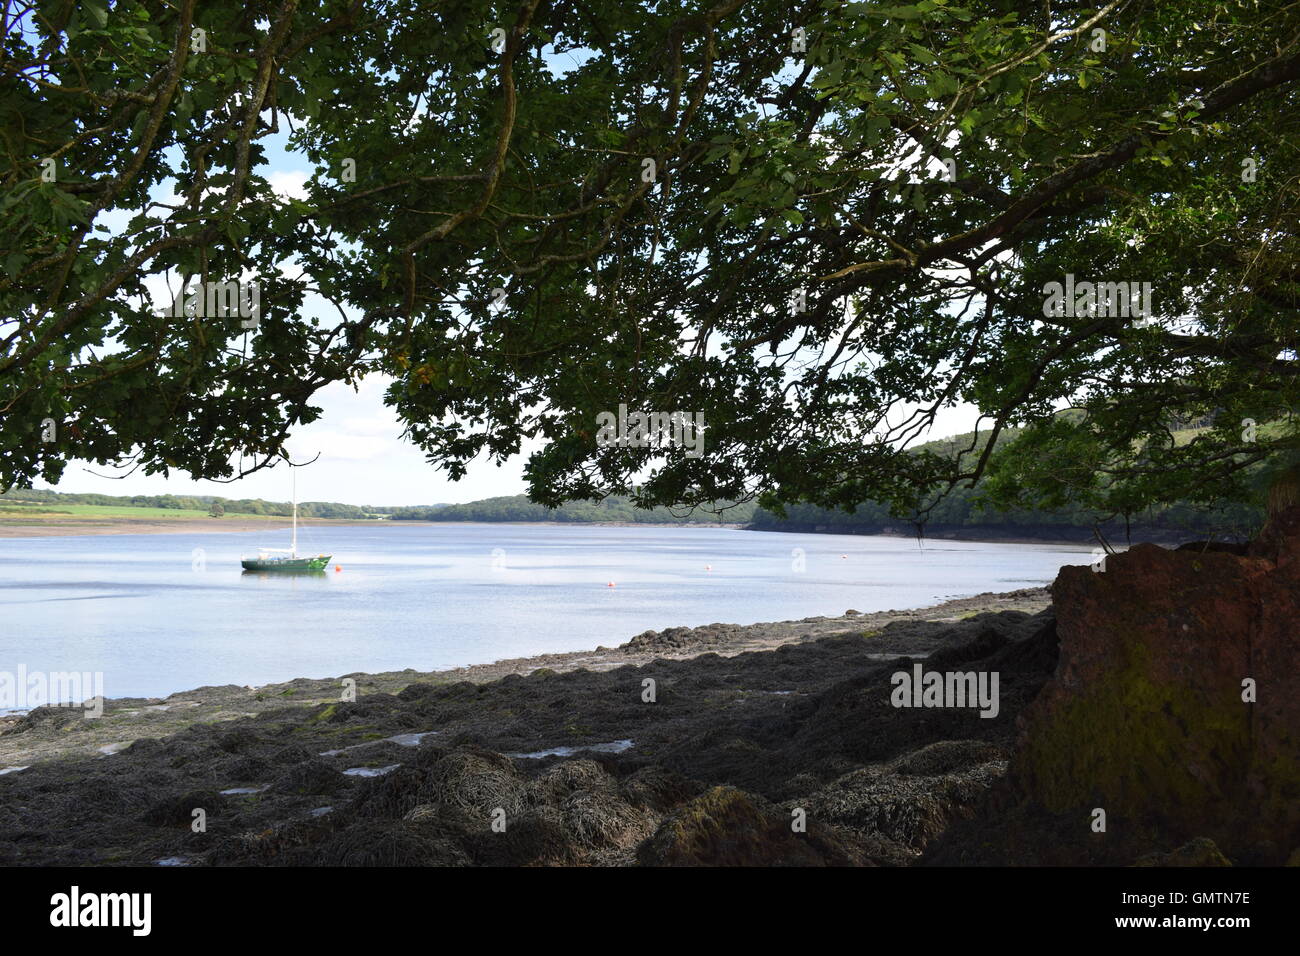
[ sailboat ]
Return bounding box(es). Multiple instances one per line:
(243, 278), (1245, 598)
(240, 468), (332, 572)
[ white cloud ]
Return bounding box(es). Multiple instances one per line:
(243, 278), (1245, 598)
(339, 414), (401, 437)
(296, 432), (390, 462)
(268, 170), (309, 200)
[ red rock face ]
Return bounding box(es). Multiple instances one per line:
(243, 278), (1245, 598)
(1010, 507), (1300, 863)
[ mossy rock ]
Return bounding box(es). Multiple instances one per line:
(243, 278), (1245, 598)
(1012, 549), (1300, 863)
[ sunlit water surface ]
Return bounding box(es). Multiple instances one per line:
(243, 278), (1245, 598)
(0, 523), (1091, 700)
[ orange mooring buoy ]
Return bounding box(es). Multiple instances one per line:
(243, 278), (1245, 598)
(607, 581), (615, 588)
(335, 565), (341, 572)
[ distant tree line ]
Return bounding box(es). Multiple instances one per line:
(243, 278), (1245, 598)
(397, 490), (1261, 542)
(750, 422), (1268, 542)
(390, 496), (751, 524)
(4, 416), (1268, 543)
(0, 488), (385, 520)
(747, 488), (1265, 542)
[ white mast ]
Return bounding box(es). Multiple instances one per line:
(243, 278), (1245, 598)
(291, 466), (298, 558)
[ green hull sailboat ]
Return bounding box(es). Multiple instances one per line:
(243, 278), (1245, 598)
(240, 554), (331, 572)
(240, 468), (332, 572)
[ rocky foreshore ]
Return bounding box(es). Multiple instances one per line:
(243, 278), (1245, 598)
(0, 588), (1059, 865)
(1, 549), (1292, 866)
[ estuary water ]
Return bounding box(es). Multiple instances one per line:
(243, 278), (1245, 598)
(0, 522), (1092, 700)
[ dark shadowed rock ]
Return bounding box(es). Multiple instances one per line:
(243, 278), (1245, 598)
(397, 682), (440, 701)
(273, 745), (313, 765)
(345, 766), (427, 819)
(225, 755), (271, 781)
(619, 765), (700, 812)
(1174, 540), (1249, 556)
(317, 820), (469, 866)
(1134, 837), (1232, 867)
(141, 790), (227, 827)
(468, 805), (573, 865)
(216, 727), (258, 754)
(273, 759), (346, 796)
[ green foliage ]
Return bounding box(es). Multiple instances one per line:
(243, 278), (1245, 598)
(393, 494), (752, 524)
(750, 424), (1266, 539)
(3, 0), (1298, 522)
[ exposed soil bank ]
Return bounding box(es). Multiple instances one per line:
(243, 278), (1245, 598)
(0, 589), (1064, 866)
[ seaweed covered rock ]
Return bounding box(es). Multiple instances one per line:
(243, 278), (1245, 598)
(1, 705), (84, 736)
(525, 758), (616, 805)
(561, 789), (651, 850)
(426, 749), (527, 819)
(802, 740), (1007, 862)
(1010, 508), (1300, 864)
(636, 785), (869, 866)
(273, 759), (346, 796)
(141, 790), (227, 827)
(317, 820), (470, 866)
(619, 765), (700, 812)
(467, 805), (574, 866)
(1133, 837), (1232, 867)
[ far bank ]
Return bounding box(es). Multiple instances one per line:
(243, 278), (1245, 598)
(1, 513), (1151, 549)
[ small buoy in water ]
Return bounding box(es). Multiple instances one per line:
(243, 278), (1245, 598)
(840, 554), (848, 559)
(607, 581), (616, 588)
(705, 564), (712, 572)
(335, 565), (341, 572)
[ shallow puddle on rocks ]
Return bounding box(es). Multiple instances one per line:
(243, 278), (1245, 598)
(320, 730), (437, 757)
(97, 742), (129, 756)
(0, 766), (29, 776)
(154, 856), (194, 866)
(220, 785), (270, 795)
(343, 764), (401, 777)
(309, 806), (333, 817)
(505, 739), (634, 760)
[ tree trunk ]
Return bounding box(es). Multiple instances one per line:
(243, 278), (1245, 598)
(1267, 463), (1300, 519)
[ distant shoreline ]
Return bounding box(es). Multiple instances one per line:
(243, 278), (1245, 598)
(0, 515), (1096, 547)
(0, 514), (1110, 547)
(0, 516), (414, 538)
(751, 527), (1115, 548)
(0, 516), (744, 539)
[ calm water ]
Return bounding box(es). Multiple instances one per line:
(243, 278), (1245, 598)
(0, 523), (1091, 700)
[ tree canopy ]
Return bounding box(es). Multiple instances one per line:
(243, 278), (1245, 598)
(4, 0), (1298, 524)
